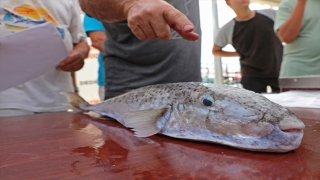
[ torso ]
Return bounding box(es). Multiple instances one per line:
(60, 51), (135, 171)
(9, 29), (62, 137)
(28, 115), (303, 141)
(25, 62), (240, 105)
(101, 0), (202, 96)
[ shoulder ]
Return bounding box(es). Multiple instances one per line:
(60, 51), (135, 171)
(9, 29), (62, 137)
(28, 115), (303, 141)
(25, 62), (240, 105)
(215, 19), (235, 46)
(257, 9), (277, 21)
(220, 19), (236, 31)
(83, 14), (104, 31)
(216, 19), (235, 39)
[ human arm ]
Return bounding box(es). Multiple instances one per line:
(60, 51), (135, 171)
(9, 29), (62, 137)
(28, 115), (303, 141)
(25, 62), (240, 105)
(79, 0), (199, 41)
(276, 0), (307, 43)
(88, 31), (106, 54)
(56, 41), (90, 72)
(56, 0), (90, 72)
(212, 45), (239, 57)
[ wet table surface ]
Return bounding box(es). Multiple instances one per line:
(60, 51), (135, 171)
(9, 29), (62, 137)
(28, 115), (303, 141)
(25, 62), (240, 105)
(0, 108), (319, 180)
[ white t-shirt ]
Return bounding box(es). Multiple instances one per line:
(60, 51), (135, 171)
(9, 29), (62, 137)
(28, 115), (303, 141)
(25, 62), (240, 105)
(0, 0), (86, 112)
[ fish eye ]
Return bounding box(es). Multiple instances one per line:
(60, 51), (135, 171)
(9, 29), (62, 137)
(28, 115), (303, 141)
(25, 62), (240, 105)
(199, 94), (215, 107)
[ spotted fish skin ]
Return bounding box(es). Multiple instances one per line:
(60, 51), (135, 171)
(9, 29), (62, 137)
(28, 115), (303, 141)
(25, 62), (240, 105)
(63, 82), (305, 152)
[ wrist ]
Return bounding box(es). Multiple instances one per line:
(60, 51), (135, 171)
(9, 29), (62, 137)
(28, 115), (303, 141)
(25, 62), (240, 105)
(75, 42), (90, 60)
(121, 0), (135, 19)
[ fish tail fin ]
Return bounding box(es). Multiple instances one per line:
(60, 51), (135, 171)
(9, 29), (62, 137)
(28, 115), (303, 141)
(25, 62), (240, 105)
(60, 92), (90, 112)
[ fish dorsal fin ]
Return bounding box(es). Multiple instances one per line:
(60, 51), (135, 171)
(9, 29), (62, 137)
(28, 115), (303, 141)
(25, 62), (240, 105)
(123, 107), (171, 137)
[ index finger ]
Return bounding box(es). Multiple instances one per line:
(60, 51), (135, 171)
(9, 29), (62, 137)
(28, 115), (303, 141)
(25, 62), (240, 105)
(163, 8), (200, 41)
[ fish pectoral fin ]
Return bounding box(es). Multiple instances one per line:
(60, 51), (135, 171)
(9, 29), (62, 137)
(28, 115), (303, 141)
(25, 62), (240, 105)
(123, 107), (170, 138)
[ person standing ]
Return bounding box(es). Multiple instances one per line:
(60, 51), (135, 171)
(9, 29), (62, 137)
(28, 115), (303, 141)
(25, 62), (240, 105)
(212, 0), (283, 93)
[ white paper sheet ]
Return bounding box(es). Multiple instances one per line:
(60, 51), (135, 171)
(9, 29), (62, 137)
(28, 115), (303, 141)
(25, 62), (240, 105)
(0, 22), (68, 92)
(263, 91), (320, 108)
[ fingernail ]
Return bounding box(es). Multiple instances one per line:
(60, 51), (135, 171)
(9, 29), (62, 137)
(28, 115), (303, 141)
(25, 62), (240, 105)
(184, 25), (194, 31)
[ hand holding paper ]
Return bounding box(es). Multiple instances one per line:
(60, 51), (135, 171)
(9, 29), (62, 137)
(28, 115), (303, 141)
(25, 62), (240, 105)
(56, 41), (88, 72)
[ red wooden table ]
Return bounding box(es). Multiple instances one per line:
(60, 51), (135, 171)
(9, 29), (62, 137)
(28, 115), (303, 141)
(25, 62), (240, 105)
(0, 108), (319, 180)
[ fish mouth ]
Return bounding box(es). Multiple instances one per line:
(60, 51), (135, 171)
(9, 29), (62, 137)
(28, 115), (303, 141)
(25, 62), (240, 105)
(278, 117), (305, 134)
(281, 129), (302, 133)
(281, 129), (303, 135)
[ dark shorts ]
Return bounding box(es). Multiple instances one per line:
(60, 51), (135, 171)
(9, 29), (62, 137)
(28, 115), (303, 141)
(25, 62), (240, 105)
(241, 76), (280, 93)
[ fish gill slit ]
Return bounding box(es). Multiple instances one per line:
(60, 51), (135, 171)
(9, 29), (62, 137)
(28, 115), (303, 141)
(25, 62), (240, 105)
(205, 109), (211, 123)
(258, 112), (266, 122)
(159, 105), (172, 133)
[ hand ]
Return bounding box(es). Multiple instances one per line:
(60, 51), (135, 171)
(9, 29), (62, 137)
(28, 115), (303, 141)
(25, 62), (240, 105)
(56, 50), (85, 72)
(124, 0), (200, 41)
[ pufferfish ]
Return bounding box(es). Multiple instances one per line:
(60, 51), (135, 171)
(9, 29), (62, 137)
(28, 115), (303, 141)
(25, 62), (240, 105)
(62, 82), (305, 152)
